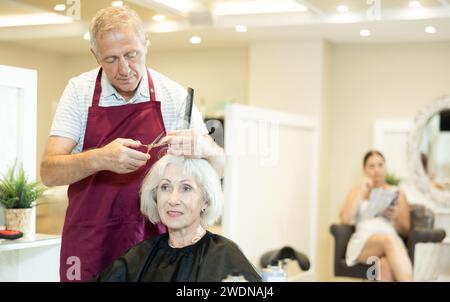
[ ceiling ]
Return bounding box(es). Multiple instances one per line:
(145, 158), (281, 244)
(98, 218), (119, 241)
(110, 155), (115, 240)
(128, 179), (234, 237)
(1, 0), (450, 54)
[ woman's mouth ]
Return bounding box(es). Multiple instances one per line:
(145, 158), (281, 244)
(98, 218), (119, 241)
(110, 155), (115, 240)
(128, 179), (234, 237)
(167, 211), (183, 218)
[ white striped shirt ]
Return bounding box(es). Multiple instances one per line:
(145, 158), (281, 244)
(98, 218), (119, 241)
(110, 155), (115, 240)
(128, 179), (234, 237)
(50, 67), (207, 154)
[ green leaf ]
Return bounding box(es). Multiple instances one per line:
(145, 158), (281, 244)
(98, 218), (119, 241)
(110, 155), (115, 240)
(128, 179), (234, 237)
(0, 162), (46, 209)
(385, 172), (401, 186)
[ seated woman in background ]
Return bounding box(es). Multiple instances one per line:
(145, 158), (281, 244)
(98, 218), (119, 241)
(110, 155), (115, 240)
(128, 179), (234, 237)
(339, 150), (413, 281)
(94, 155), (261, 282)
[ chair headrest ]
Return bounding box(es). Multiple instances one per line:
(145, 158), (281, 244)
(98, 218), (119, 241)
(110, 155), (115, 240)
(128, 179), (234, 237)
(260, 246), (311, 271)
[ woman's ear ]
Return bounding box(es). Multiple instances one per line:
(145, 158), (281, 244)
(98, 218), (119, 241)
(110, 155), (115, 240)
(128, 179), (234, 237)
(201, 200), (208, 212)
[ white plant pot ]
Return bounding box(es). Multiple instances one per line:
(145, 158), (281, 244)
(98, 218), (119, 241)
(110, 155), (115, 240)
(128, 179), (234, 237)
(0, 204), (4, 227)
(4, 207), (36, 239)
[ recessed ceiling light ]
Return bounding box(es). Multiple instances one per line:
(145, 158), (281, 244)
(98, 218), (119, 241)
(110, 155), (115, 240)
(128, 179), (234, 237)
(152, 21), (180, 33)
(425, 26), (436, 34)
(190, 36), (201, 44)
(152, 14), (165, 22)
(336, 5), (349, 13)
(409, 1), (421, 8)
(360, 29), (371, 37)
(235, 25), (248, 33)
(83, 32), (90, 41)
(111, 1), (124, 7)
(54, 4), (66, 11)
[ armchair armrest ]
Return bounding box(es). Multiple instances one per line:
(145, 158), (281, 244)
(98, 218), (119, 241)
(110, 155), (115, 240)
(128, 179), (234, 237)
(407, 227), (446, 264)
(330, 224), (355, 261)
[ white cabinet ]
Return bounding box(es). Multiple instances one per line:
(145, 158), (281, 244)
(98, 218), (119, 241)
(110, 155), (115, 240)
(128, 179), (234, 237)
(0, 234), (61, 282)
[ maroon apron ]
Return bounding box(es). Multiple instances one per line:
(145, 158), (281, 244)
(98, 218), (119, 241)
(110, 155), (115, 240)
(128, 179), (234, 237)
(60, 68), (167, 282)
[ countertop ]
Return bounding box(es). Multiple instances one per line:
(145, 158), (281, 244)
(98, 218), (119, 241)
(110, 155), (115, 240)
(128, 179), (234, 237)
(0, 233), (61, 252)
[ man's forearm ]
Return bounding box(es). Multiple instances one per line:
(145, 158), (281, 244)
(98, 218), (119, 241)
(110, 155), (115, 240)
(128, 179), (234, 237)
(40, 148), (102, 186)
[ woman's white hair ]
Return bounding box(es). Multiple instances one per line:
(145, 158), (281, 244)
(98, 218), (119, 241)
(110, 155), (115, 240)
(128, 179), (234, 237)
(140, 155), (223, 228)
(89, 6), (148, 52)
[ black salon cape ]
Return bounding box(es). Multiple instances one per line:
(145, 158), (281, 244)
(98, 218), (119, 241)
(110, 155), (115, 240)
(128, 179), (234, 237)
(93, 231), (262, 282)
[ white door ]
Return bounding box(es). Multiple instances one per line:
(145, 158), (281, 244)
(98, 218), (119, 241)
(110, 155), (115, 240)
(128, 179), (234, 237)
(223, 104), (319, 281)
(0, 65), (37, 226)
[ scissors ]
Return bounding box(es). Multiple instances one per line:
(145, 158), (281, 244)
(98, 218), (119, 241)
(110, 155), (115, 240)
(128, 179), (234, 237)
(142, 132), (167, 154)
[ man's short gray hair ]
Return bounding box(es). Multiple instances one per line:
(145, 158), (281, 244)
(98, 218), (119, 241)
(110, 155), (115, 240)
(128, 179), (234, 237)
(89, 6), (147, 51)
(140, 155), (223, 228)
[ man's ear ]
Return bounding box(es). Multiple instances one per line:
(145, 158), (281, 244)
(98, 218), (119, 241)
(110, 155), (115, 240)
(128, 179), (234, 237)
(90, 48), (101, 66)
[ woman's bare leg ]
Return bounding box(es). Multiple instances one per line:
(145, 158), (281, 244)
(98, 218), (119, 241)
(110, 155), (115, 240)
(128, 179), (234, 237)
(357, 235), (386, 281)
(382, 235), (413, 281)
(380, 257), (394, 281)
(357, 234), (413, 281)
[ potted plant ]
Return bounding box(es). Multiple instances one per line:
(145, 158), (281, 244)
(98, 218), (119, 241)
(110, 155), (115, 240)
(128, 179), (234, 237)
(385, 172), (401, 187)
(0, 163), (46, 238)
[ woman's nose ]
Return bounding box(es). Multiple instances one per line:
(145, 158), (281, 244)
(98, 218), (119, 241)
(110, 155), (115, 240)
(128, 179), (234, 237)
(168, 191), (181, 206)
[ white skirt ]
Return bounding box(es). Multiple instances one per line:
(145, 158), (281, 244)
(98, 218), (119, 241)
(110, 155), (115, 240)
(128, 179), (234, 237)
(345, 217), (402, 266)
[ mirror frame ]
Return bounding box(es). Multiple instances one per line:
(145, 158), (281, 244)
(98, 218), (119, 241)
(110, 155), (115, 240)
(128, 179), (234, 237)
(407, 95), (450, 207)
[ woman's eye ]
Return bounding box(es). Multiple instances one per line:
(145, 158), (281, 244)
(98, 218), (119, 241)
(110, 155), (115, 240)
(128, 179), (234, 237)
(160, 184), (169, 191)
(182, 185), (192, 192)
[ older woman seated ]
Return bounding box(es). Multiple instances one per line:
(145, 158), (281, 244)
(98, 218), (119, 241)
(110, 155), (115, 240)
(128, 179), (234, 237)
(94, 155), (261, 282)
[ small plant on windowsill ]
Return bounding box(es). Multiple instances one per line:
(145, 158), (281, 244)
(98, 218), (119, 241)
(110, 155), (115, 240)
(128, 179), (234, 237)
(385, 172), (401, 187)
(0, 163), (46, 237)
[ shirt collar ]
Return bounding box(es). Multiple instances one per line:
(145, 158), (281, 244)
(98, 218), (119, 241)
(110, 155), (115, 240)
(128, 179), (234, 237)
(100, 68), (150, 101)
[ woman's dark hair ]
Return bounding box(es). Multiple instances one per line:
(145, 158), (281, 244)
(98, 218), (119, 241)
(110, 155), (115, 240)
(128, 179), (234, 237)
(363, 150), (385, 167)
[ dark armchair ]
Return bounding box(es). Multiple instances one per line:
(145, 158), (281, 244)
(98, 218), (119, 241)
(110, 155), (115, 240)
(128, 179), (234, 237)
(330, 204), (446, 279)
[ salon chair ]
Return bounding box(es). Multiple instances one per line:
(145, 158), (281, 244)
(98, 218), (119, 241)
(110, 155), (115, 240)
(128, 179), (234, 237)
(330, 204), (446, 279)
(260, 246), (311, 271)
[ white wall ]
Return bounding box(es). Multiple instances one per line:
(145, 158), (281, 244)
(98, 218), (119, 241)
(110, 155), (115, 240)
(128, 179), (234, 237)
(318, 41), (333, 281)
(248, 40), (325, 116)
(0, 43), (66, 179)
(149, 47), (248, 117)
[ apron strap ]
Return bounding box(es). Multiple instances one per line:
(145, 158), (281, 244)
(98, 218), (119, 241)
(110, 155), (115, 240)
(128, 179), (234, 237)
(92, 67), (156, 107)
(92, 68), (103, 107)
(146, 68), (156, 103)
